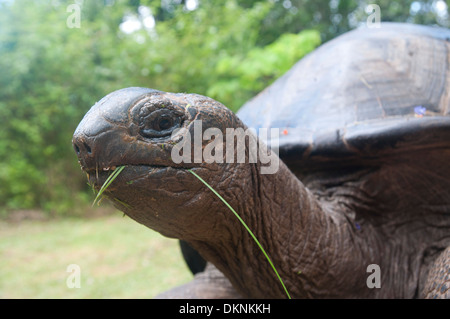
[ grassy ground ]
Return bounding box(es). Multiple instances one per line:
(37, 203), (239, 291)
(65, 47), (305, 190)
(0, 211), (193, 298)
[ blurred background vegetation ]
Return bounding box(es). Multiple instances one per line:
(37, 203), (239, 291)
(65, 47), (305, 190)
(0, 0), (448, 216)
(0, 0), (448, 299)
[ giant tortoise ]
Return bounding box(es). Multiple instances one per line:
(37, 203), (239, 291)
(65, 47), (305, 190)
(72, 23), (450, 298)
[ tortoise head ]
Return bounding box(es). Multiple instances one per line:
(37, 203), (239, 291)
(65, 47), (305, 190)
(72, 87), (251, 239)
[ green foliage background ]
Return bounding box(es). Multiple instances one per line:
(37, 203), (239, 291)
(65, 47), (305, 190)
(0, 0), (448, 216)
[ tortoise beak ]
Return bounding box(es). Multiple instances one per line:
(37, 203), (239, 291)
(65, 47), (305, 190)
(72, 118), (116, 172)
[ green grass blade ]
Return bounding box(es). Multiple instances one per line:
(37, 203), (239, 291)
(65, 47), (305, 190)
(92, 166), (126, 207)
(188, 169), (291, 299)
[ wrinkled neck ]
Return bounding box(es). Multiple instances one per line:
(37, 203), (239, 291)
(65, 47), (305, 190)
(186, 159), (331, 298)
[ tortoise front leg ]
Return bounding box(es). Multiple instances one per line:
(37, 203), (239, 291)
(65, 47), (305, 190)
(154, 263), (242, 299)
(423, 247), (450, 299)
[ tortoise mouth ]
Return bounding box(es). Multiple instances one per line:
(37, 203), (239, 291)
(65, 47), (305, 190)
(86, 164), (190, 191)
(86, 163), (206, 213)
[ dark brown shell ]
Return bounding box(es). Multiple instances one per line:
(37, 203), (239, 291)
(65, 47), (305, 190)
(237, 23), (450, 167)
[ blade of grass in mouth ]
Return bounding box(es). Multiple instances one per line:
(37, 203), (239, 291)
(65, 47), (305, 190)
(92, 166), (126, 207)
(188, 169), (292, 299)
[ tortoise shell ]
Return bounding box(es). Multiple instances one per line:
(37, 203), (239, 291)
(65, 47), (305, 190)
(237, 23), (450, 168)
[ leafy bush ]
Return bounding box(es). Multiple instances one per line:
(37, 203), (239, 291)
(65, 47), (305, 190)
(208, 30), (320, 109)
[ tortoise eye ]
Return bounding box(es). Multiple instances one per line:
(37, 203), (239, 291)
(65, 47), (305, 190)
(155, 115), (173, 131)
(139, 109), (183, 138)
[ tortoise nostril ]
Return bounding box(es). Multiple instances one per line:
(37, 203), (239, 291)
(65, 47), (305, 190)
(72, 138), (93, 157)
(72, 134), (98, 171)
(74, 143), (81, 154)
(84, 142), (92, 154)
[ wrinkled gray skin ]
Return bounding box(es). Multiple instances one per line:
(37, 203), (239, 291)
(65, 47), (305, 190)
(73, 24), (450, 298)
